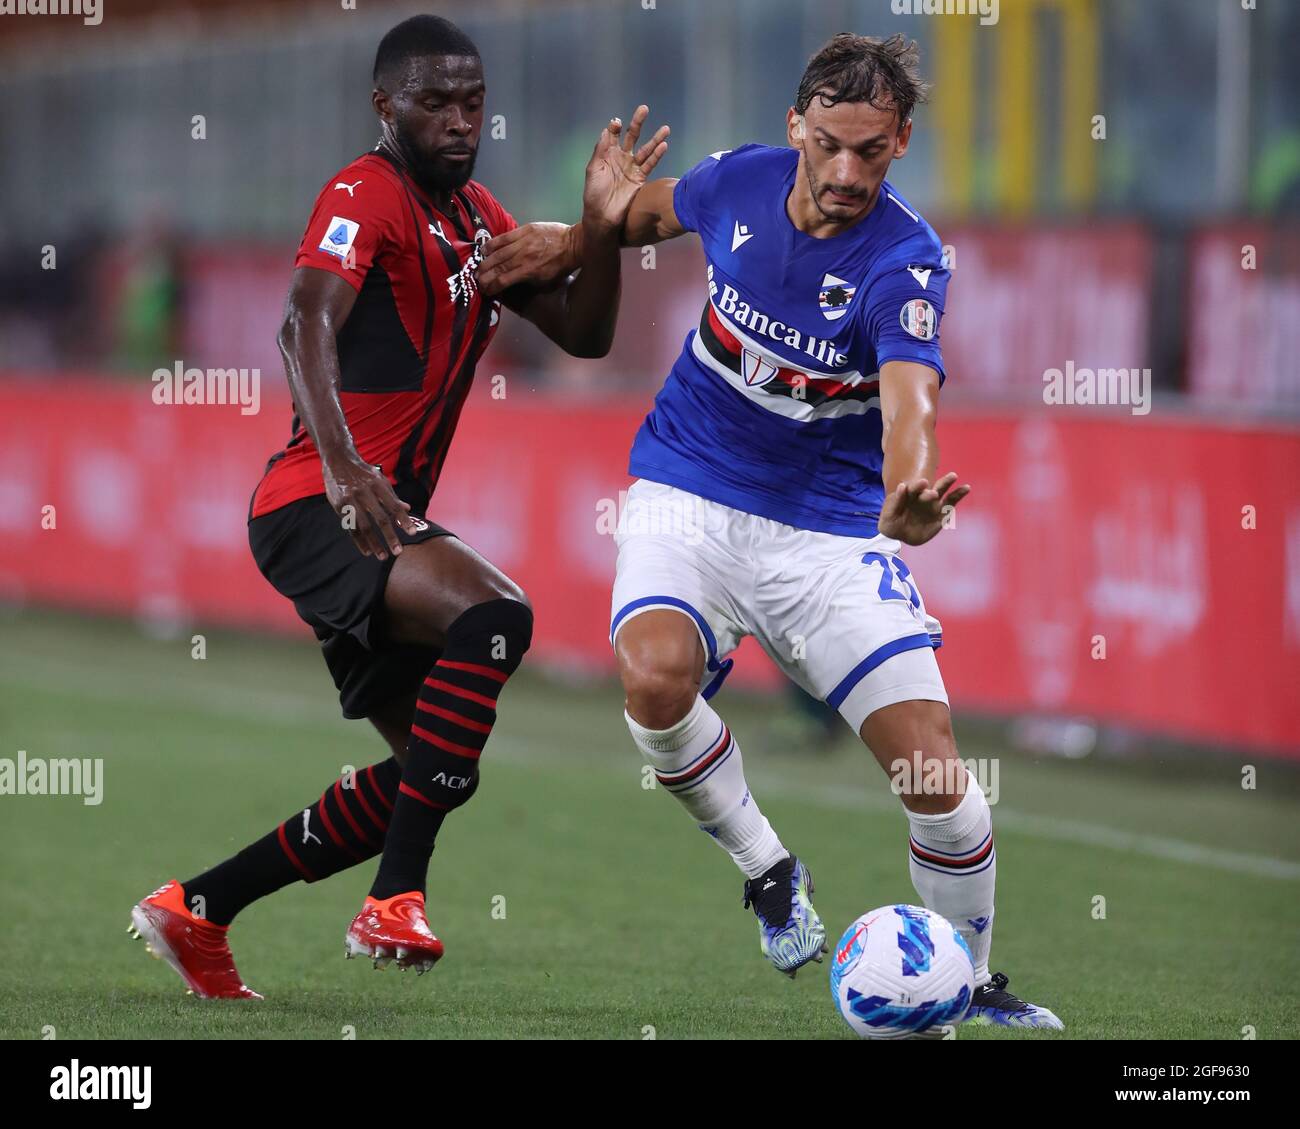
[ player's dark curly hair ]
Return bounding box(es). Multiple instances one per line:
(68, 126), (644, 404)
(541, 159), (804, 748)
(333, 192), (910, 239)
(373, 15), (480, 85)
(794, 33), (929, 129)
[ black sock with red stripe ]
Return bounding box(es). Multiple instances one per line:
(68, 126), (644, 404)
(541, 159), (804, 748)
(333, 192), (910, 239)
(369, 598), (532, 900)
(181, 758), (401, 926)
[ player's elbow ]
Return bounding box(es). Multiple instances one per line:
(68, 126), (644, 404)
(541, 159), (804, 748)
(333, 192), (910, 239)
(881, 400), (937, 447)
(277, 304), (325, 358)
(276, 308), (304, 356)
(565, 331), (614, 360)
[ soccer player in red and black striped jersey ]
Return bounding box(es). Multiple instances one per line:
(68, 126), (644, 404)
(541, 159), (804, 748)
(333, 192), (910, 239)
(128, 15), (668, 998)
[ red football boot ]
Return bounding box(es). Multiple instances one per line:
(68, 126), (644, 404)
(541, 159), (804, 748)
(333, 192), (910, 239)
(345, 891), (444, 973)
(128, 881), (262, 1000)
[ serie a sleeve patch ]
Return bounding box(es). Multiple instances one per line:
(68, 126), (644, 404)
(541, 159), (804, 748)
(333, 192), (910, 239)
(318, 217), (361, 261)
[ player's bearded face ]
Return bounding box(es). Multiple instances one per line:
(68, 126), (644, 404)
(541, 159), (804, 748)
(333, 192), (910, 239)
(403, 125), (479, 192)
(797, 97), (910, 224)
(387, 56), (485, 193)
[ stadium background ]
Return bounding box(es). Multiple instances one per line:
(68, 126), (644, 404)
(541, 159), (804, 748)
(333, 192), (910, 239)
(1, 0), (1297, 1040)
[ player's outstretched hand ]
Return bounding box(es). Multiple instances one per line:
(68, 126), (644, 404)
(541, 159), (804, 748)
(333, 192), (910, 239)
(582, 104), (670, 233)
(324, 457), (417, 561)
(877, 472), (970, 547)
(478, 222), (575, 297)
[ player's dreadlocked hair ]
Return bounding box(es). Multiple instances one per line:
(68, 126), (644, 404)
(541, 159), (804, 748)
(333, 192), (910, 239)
(794, 33), (929, 129)
(373, 14), (480, 85)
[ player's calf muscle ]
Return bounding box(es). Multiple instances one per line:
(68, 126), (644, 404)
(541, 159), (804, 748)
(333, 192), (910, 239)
(860, 699), (964, 815)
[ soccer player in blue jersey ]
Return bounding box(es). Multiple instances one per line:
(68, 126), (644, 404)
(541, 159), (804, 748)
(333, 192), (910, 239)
(480, 33), (1060, 1029)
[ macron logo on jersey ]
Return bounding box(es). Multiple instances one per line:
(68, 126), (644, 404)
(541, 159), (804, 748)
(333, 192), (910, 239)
(907, 265), (933, 289)
(731, 222), (754, 252)
(319, 216), (359, 261)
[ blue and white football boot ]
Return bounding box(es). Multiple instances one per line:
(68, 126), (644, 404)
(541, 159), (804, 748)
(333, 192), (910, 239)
(966, 972), (1064, 1029)
(742, 855), (827, 978)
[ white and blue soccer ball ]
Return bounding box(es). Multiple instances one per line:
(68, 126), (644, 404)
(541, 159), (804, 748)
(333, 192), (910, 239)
(830, 904), (975, 1039)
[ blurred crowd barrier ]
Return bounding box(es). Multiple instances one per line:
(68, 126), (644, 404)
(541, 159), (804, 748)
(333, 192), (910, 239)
(25, 219), (1294, 411)
(3, 377), (1297, 756)
(2, 0), (1298, 410)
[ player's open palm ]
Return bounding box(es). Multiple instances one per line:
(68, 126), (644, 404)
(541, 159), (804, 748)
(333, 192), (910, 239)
(583, 104), (670, 231)
(877, 472), (970, 546)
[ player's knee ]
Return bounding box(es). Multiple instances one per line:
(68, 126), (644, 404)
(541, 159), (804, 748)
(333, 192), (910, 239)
(447, 596), (534, 671)
(900, 763), (966, 816)
(491, 577), (531, 616)
(895, 741), (966, 816)
(621, 658), (698, 730)
(424, 762), (481, 810)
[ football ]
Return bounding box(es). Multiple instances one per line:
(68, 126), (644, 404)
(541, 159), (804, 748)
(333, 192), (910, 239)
(830, 905), (975, 1039)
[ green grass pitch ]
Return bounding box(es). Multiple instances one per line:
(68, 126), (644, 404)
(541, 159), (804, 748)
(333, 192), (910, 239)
(1, 608), (1297, 1040)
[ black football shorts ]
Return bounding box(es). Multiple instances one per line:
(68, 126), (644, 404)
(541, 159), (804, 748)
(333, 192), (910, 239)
(248, 493), (453, 720)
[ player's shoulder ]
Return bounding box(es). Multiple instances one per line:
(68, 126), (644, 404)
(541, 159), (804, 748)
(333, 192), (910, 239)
(871, 180), (945, 266)
(697, 141), (796, 181)
(312, 152), (406, 214)
(459, 180), (515, 234)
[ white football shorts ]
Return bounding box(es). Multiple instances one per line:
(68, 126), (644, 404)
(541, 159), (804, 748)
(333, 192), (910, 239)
(609, 478), (948, 733)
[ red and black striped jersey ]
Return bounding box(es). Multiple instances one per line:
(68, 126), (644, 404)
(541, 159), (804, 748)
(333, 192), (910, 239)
(250, 150), (514, 519)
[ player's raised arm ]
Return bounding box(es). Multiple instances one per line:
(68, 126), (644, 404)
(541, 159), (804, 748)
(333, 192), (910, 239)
(477, 176), (684, 297)
(278, 268), (417, 559)
(876, 359), (970, 546)
(481, 105), (670, 357)
(619, 177), (686, 246)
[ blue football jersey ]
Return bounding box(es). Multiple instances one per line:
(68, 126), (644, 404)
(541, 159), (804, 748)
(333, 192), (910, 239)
(628, 143), (951, 536)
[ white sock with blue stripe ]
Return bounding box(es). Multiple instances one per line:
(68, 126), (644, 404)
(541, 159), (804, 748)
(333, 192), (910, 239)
(906, 769), (996, 987)
(625, 695), (786, 879)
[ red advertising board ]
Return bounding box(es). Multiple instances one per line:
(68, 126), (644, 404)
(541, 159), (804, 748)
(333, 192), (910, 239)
(1, 378), (1297, 755)
(936, 223), (1156, 399)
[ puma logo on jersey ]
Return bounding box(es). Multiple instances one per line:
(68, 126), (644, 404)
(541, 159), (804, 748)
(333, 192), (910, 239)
(334, 180), (363, 197)
(731, 221), (754, 253)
